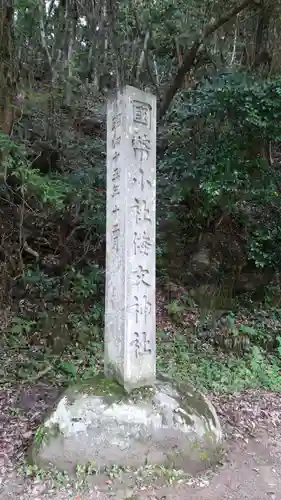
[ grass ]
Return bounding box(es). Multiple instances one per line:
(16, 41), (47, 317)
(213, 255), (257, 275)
(158, 335), (281, 392)
(3, 296), (281, 494)
(20, 460), (189, 492)
(2, 295), (281, 394)
(2, 323), (281, 394)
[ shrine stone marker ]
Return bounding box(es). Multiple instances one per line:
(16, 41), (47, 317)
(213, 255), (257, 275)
(105, 85), (156, 392)
(32, 86), (223, 480)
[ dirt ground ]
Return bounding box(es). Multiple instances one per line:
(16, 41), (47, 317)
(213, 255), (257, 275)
(1, 382), (281, 500)
(1, 428), (281, 499)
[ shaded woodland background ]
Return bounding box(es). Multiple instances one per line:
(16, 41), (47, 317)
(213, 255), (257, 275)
(2, 0), (281, 389)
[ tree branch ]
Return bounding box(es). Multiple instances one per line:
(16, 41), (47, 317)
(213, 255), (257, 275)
(38, 0), (56, 81)
(158, 0), (259, 119)
(230, 15), (239, 66)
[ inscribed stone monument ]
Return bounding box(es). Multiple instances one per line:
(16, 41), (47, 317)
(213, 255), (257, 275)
(105, 86), (156, 392)
(31, 86), (223, 480)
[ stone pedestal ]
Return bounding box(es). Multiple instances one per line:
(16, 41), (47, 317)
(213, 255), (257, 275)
(31, 375), (223, 475)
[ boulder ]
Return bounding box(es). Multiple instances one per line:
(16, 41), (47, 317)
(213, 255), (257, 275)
(31, 374), (223, 475)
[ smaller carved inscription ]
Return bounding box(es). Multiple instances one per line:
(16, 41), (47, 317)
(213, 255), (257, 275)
(112, 223), (120, 252)
(112, 123), (120, 141)
(112, 183), (120, 198)
(132, 134), (151, 162)
(132, 265), (151, 287)
(133, 231), (152, 256)
(112, 150), (120, 162)
(132, 198), (151, 224)
(112, 113), (121, 130)
(132, 168), (152, 192)
(112, 98), (119, 115)
(130, 331), (152, 358)
(111, 166), (121, 198)
(112, 166), (120, 182)
(112, 203), (120, 215)
(112, 136), (121, 149)
(133, 101), (151, 129)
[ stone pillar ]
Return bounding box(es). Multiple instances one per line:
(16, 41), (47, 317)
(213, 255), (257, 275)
(105, 86), (156, 392)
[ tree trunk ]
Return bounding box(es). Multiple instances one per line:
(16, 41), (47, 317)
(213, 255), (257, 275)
(158, 0), (258, 119)
(0, 5), (16, 136)
(253, 0), (273, 74)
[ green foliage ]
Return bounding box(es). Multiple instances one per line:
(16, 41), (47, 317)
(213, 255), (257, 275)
(166, 300), (185, 319)
(9, 316), (36, 336)
(56, 360), (77, 378)
(3, 0), (281, 401)
(23, 268), (60, 299)
(14, 165), (71, 211)
(0, 131), (19, 152)
(62, 264), (104, 301)
(158, 72), (281, 270)
(157, 332), (281, 393)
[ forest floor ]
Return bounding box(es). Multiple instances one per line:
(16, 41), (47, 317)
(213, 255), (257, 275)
(1, 380), (281, 500)
(2, 289), (281, 499)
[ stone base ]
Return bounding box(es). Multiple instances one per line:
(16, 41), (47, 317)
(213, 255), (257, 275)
(31, 374), (223, 475)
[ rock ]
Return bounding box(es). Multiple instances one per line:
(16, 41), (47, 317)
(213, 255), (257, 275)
(31, 374), (223, 475)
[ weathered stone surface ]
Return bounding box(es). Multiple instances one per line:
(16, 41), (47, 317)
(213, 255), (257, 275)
(32, 374), (223, 475)
(105, 86), (157, 392)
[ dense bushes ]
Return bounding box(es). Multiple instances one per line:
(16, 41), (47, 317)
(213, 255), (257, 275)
(157, 73), (281, 273)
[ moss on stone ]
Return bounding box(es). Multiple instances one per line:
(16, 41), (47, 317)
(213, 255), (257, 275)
(29, 422), (62, 467)
(203, 429), (216, 444)
(199, 451), (209, 461)
(176, 379), (217, 427)
(65, 373), (155, 405)
(67, 374), (126, 399)
(34, 422), (61, 447)
(45, 422), (62, 441)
